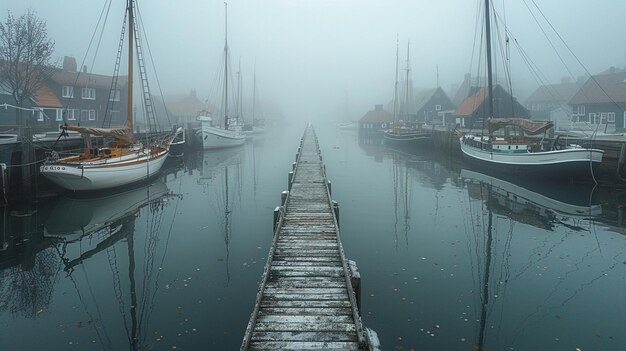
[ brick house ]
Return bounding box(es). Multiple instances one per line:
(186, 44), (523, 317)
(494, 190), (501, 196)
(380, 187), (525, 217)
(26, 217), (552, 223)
(47, 56), (128, 130)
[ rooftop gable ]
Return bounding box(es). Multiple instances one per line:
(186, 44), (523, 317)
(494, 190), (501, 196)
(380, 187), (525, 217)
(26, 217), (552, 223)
(51, 69), (128, 90)
(526, 80), (580, 104)
(359, 104), (393, 123)
(569, 69), (626, 105)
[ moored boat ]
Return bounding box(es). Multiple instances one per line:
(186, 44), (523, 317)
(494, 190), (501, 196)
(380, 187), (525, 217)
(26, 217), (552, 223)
(458, 0), (602, 179)
(40, 0), (179, 191)
(383, 39), (432, 147)
(197, 3), (245, 149)
(460, 118), (603, 177)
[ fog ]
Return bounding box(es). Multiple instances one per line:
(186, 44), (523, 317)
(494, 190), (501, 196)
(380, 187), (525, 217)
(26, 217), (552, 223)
(5, 0), (626, 123)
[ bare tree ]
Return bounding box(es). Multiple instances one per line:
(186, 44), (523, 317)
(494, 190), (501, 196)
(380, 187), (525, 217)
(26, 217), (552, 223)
(0, 10), (55, 121)
(0, 10), (55, 194)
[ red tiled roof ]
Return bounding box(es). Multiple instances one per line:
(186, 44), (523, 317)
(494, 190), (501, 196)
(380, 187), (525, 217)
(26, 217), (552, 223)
(569, 70), (626, 104)
(34, 84), (62, 108)
(359, 105), (392, 123)
(453, 87), (488, 116)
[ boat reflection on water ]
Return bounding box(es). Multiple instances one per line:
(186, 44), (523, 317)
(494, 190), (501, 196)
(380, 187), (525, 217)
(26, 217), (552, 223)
(199, 147), (244, 284)
(459, 168), (608, 350)
(44, 179), (171, 244)
(461, 168), (601, 231)
(42, 179), (179, 350)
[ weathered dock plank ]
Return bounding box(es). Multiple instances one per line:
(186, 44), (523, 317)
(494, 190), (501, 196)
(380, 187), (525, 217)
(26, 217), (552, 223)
(241, 125), (378, 350)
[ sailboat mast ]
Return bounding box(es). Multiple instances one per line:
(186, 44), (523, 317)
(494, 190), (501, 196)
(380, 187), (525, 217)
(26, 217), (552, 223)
(128, 231), (139, 350)
(126, 0), (134, 131)
(485, 0), (494, 117)
(252, 61), (256, 121)
(392, 36), (399, 125)
(478, 187), (494, 350)
(224, 2), (229, 130)
(237, 58), (242, 123)
(404, 41), (410, 122)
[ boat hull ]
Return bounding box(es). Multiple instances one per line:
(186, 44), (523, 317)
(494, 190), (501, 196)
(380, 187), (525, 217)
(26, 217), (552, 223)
(460, 169), (602, 217)
(383, 130), (431, 146)
(198, 125), (245, 149)
(459, 137), (604, 178)
(40, 149), (168, 191)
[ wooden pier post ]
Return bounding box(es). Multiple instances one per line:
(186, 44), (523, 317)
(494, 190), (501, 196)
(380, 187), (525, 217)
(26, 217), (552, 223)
(348, 260), (361, 314)
(618, 144), (626, 176)
(288, 171), (293, 190)
(332, 200), (339, 226)
(273, 206), (283, 232)
(281, 190), (289, 206)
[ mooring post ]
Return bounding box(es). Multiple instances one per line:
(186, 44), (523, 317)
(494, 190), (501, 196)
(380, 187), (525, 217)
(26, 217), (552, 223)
(273, 206), (283, 232)
(0, 163), (6, 206)
(281, 190), (289, 206)
(327, 180), (332, 195)
(348, 260), (361, 314)
(332, 200), (339, 226)
(618, 144), (626, 176)
(292, 162), (296, 171)
(295, 153), (299, 162)
(288, 171), (293, 190)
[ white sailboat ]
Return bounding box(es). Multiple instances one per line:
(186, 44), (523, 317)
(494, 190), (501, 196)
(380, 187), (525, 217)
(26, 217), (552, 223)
(458, 0), (603, 178)
(197, 3), (245, 149)
(40, 0), (179, 191)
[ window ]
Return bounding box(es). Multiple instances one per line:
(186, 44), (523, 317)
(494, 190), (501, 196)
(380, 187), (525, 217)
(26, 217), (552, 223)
(66, 109), (78, 120)
(435, 104), (441, 111)
(600, 112), (608, 124)
(589, 113), (597, 124)
(109, 89), (120, 101)
(573, 105), (585, 116)
(111, 110), (120, 121)
(608, 112), (615, 123)
(62, 86), (74, 98)
(81, 110), (88, 121)
(81, 87), (96, 100)
(89, 110), (96, 121)
(56, 109), (63, 121)
(37, 109), (44, 122)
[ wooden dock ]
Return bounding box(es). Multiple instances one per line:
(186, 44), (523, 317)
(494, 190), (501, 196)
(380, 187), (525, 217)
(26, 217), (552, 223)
(241, 125), (379, 350)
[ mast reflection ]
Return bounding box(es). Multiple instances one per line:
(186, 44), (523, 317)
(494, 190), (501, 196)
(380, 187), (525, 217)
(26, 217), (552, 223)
(43, 179), (178, 350)
(198, 147), (244, 285)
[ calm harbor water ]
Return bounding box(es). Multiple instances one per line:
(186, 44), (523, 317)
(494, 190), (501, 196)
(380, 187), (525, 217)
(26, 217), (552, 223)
(1, 123), (625, 350)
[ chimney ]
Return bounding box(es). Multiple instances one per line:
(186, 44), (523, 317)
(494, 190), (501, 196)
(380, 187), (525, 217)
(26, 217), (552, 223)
(561, 77), (571, 84)
(63, 56), (77, 72)
(82, 65), (88, 73)
(374, 104), (383, 111)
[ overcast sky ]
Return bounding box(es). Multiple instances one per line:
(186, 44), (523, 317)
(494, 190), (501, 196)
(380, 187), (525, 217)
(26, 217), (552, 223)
(5, 0), (626, 122)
